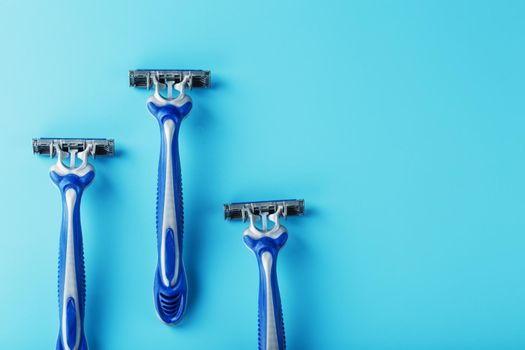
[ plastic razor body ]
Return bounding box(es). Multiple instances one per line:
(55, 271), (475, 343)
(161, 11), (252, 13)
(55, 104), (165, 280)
(33, 138), (113, 350)
(148, 81), (192, 324)
(245, 226), (287, 350)
(52, 167), (93, 350)
(225, 200), (304, 350)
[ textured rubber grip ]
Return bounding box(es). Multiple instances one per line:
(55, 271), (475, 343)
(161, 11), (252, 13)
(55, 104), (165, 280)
(244, 234), (288, 350)
(50, 171), (94, 350)
(148, 101), (192, 324)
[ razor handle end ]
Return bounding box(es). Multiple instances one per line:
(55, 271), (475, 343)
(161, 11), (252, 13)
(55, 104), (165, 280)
(149, 102), (192, 324)
(51, 170), (94, 350)
(244, 234), (288, 350)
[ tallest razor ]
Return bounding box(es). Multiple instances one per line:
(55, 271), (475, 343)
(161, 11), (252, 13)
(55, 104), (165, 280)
(130, 69), (211, 323)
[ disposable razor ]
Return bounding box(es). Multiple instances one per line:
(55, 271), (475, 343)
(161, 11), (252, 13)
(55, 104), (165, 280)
(224, 199), (305, 350)
(129, 69), (211, 324)
(33, 138), (114, 350)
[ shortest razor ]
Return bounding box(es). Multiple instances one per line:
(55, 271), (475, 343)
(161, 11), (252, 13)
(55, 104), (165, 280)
(33, 138), (114, 350)
(224, 199), (305, 350)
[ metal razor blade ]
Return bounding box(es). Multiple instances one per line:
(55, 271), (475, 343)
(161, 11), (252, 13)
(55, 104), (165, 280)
(129, 70), (211, 89)
(33, 138), (115, 157)
(224, 199), (305, 221)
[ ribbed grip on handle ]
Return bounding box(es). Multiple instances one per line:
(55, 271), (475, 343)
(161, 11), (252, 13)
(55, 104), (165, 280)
(149, 101), (192, 324)
(51, 171), (93, 350)
(244, 234), (288, 350)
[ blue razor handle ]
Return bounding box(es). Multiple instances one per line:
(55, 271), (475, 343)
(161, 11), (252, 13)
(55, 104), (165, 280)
(244, 231), (288, 350)
(148, 98), (192, 324)
(51, 170), (94, 350)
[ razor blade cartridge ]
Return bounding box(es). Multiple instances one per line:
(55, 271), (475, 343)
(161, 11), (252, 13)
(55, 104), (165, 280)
(33, 138), (115, 157)
(224, 199), (304, 220)
(129, 70), (211, 89)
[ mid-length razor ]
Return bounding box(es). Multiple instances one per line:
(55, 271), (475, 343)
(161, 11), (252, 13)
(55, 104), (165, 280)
(225, 199), (305, 350)
(130, 69), (211, 324)
(33, 138), (114, 350)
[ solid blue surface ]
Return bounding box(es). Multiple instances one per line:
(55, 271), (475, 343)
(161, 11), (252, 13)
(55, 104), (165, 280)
(1, 1), (524, 349)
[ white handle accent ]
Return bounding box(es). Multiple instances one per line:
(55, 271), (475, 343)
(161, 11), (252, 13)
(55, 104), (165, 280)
(262, 252), (279, 350)
(160, 119), (180, 287)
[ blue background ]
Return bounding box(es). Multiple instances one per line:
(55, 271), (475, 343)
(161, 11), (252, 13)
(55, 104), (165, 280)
(0, 0), (524, 349)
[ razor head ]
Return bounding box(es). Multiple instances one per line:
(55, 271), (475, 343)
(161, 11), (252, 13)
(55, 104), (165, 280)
(224, 199), (305, 221)
(33, 138), (115, 157)
(129, 70), (211, 89)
